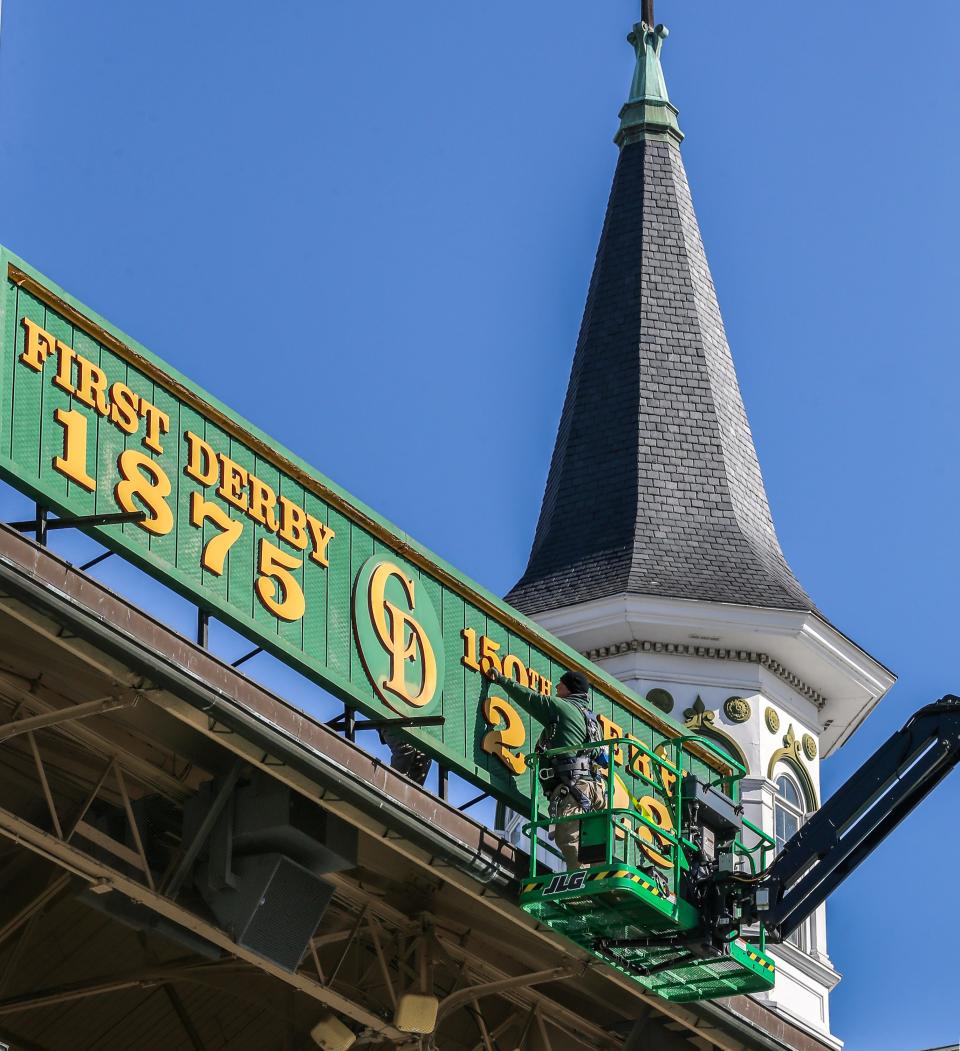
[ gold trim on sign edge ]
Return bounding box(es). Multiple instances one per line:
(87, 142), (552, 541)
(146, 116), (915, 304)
(7, 264), (731, 775)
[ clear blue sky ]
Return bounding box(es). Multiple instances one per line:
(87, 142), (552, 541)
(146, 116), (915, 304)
(1, 3), (958, 1048)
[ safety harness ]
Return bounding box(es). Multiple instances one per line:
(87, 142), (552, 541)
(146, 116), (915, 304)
(537, 695), (607, 814)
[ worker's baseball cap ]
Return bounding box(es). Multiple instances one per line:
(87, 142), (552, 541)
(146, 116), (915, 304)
(560, 670), (590, 696)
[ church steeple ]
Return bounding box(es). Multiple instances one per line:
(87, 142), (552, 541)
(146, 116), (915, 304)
(507, 21), (816, 618)
(503, 23), (895, 1037)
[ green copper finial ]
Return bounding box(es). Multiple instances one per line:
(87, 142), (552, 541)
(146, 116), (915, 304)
(615, 21), (684, 148)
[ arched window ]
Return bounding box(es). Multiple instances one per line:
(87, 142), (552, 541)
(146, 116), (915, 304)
(773, 772), (808, 949)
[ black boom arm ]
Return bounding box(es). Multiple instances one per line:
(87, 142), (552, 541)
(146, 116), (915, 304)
(749, 695), (960, 942)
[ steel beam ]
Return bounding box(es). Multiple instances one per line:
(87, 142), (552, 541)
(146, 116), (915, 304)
(0, 803), (405, 1041)
(164, 759), (244, 898)
(0, 914), (39, 997)
(0, 959), (219, 1016)
(164, 985), (208, 1051)
(27, 733), (62, 839)
(367, 917), (397, 1010)
(469, 1014), (517, 1051)
(0, 874), (70, 950)
(437, 965), (577, 1022)
(469, 1000), (495, 1051)
(533, 1007), (555, 1051)
(0, 672), (187, 801)
(0, 695), (137, 743)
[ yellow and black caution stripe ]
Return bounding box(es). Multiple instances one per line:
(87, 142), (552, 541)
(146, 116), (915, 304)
(522, 868), (673, 901)
(745, 949), (775, 974)
(589, 869), (666, 899)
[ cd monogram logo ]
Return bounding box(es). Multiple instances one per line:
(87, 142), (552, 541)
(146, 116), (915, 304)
(353, 557), (444, 713)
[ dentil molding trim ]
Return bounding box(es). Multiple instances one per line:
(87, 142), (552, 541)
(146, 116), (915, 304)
(582, 637), (828, 710)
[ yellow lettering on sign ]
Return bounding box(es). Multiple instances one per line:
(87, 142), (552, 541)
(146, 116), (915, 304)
(627, 734), (654, 783)
(52, 408), (96, 492)
(184, 431), (218, 487)
(249, 475), (279, 532)
(461, 627), (482, 671)
(140, 402), (170, 455)
(108, 382), (141, 435)
(53, 341), (77, 396)
(114, 450), (174, 536)
(20, 324), (171, 453)
(636, 794), (675, 869)
(256, 539), (305, 622)
(216, 454), (250, 513)
(189, 492), (244, 576)
(478, 635), (502, 676)
(482, 695), (527, 775)
(182, 432), (336, 567)
(75, 357), (110, 416)
(598, 769), (632, 841)
(461, 632), (550, 705)
(19, 318), (56, 372)
(368, 563), (437, 707)
(502, 654), (529, 687)
(304, 514), (335, 567)
(278, 496), (308, 551)
(654, 743), (678, 798)
(598, 714), (625, 766)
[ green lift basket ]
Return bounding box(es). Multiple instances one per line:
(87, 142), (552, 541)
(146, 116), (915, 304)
(518, 734), (777, 1003)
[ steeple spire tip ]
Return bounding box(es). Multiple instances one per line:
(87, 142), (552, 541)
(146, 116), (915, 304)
(615, 14), (683, 149)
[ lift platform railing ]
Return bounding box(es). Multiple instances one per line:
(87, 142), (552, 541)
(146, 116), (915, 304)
(674, 734), (745, 799)
(734, 818), (775, 876)
(521, 733), (754, 908)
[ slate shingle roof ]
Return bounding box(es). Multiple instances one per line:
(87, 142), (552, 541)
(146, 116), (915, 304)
(506, 137), (816, 617)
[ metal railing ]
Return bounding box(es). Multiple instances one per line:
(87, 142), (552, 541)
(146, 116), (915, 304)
(521, 733), (770, 921)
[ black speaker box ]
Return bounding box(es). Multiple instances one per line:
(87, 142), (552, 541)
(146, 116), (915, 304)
(200, 852), (333, 972)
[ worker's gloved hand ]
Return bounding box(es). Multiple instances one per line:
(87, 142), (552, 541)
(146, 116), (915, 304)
(485, 666), (504, 683)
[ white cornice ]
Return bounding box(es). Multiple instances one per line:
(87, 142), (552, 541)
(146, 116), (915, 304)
(530, 594), (896, 758)
(582, 636), (829, 709)
(770, 939), (841, 991)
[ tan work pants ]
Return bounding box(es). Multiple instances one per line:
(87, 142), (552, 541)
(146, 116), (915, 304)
(551, 779), (607, 870)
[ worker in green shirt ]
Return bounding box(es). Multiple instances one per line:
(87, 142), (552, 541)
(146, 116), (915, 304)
(488, 667), (607, 870)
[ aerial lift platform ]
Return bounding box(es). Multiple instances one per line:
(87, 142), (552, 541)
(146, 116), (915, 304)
(519, 695), (960, 1003)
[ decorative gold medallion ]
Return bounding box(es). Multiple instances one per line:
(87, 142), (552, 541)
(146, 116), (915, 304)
(723, 696), (751, 723)
(353, 556), (444, 714)
(802, 733), (817, 761)
(683, 695), (715, 731)
(764, 707), (780, 734)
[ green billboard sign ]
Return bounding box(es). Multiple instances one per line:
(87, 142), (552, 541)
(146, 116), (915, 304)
(0, 246), (725, 822)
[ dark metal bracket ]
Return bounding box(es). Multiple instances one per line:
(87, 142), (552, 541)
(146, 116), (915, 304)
(79, 550), (115, 572)
(196, 610), (209, 649)
(231, 646), (264, 669)
(458, 791), (490, 814)
(327, 713), (445, 733)
(10, 509), (148, 535)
